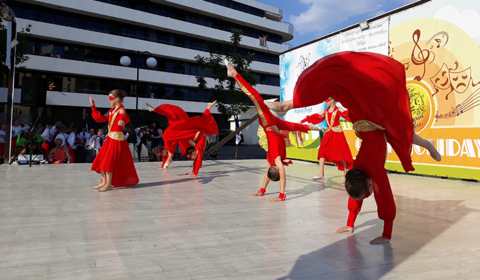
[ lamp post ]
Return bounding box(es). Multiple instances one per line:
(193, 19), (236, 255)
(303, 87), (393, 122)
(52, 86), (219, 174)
(1, 0), (18, 164)
(119, 51), (157, 123)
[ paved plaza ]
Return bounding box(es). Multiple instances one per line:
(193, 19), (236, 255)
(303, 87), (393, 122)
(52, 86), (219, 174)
(1, 160), (480, 279)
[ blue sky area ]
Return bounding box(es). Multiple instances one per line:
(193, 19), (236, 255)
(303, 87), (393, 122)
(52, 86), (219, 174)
(258, 0), (417, 47)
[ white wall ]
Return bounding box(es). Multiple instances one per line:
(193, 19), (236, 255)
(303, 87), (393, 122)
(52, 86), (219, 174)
(17, 18), (280, 76)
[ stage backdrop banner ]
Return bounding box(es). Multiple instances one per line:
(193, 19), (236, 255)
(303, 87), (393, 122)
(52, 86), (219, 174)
(280, 18), (389, 162)
(280, 0), (480, 180)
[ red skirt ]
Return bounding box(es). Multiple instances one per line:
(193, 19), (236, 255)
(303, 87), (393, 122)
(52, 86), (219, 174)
(67, 146), (76, 163)
(318, 131), (353, 171)
(41, 143), (50, 157)
(91, 137), (139, 187)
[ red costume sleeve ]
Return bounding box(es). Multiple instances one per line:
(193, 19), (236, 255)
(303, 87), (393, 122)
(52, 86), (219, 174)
(192, 134), (207, 175)
(348, 130), (395, 239)
(116, 113), (131, 125)
(275, 118), (310, 133)
(91, 106), (109, 123)
(337, 110), (351, 122)
(301, 113), (326, 124)
(347, 196), (364, 228)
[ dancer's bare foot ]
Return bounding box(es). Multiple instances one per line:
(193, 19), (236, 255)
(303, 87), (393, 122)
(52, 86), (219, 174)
(207, 100), (217, 110)
(225, 59), (238, 77)
(251, 192), (264, 196)
(188, 172), (196, 177)
(268, 197), (283, 202)
(98, 185), (113, 192)
(336, 226), (353, 233)
(93, 180), (105, 189)
(146, 103), (155, 112)
(427, 139), (441, 162)
(312, 175), (325, 180)
(369, 236), (390, 245)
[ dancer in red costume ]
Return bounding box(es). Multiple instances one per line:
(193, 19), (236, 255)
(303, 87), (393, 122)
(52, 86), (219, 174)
(265, 51), (441, 243)
(90, 90), (139, 192)
(225, 59), (320, 202)
(300, 97), (353, 179)
(147, 102), (219, 176)
(146, 103), (189, 169)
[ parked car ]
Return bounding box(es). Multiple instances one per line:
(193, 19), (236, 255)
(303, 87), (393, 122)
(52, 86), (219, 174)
(218, 129), (244, 145)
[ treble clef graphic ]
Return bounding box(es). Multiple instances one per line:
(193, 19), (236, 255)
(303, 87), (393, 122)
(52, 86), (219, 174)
(411, 29), (430, 82)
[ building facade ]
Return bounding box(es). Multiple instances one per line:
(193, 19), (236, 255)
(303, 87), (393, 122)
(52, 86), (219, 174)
(1, 0), (293, 129)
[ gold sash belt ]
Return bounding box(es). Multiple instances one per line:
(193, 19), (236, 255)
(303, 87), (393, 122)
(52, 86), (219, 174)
(107, 131), (125, 141)
(353, 120), (385, 139)
(325, 125), (343, 133)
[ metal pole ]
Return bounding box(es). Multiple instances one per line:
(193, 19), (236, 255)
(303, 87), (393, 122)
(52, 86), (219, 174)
(4, 20), (16, 164)
(136, 51), (139, 124)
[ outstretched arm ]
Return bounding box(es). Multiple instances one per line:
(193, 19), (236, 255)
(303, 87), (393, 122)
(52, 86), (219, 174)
(90, 96), (109, 123)
(301, 112), (326, 124)
(252, 162), (271, 196)
(268, 156), (287, 202)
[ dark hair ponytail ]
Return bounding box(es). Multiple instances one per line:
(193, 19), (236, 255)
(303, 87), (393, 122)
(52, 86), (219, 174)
(110, 89), (127, 101)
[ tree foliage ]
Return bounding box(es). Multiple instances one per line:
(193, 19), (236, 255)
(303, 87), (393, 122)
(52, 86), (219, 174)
(0, 18), (32, 87)
(195, 29), (257, 120)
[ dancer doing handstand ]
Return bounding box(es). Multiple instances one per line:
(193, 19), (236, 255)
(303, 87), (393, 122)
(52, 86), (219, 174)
(300, 97), (353, 179)
(90, 90), (139, 191)
(264, 51), (441, 243)
(225, 59), (320, 202)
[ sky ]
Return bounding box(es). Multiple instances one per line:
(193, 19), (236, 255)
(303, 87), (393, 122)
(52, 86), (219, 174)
(258, 0), (417, 47)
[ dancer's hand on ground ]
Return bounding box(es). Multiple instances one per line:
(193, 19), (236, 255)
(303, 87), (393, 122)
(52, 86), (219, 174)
(225, 60), (238, 77)
(207, 100), (217, 110)
(369, 236), (390, 245)
(89, 96), (95, 106)
(268, 197), (283, 202)
(336, 226), (353, 233)
(251, 192), (265, 196)
(146, 103), (155, 112)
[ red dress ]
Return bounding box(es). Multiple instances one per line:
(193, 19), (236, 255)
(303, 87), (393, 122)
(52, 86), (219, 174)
(293, 52), (414, 239)
(91, 105), (139, 187)
(153, 104), (190, 154)
(233, 73), (310, 166)
(165, 109), (219, 175)
(301, 107), (353, 171)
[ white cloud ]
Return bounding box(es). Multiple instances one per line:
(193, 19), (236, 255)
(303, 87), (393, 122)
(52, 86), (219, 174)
(290, 0), (413, 35)
(434, 6), (480, 38)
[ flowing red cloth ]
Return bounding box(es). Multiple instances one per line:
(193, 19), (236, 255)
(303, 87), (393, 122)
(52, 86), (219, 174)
(154, 104), (189, 125)
(91, 105), (139, 187)
(233, 73), (310, 166)
(301, 107), (353, 171)
(164, 108), (219, 155)
(293, 52), (413, 240)
(293, 51), (414, 172)
(192, 134), (207, 175)
(67, 146), (76, 163)
(41, 143), (50, 157)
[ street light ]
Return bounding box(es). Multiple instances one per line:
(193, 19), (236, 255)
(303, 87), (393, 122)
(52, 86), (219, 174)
(119, 51), (157, 122)
(1, 0), (17, 164)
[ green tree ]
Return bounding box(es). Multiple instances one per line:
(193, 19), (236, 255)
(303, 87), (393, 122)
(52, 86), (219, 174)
(195, 29), (257, 120)
(0, 18), (32, 87)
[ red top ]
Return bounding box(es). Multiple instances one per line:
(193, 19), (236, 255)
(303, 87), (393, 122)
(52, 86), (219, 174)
(154, 104), (189, 126)
(91, 105), (130, 132)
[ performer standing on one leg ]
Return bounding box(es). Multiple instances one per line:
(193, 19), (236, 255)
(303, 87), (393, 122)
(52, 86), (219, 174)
(225, 59), (320, 202)
(300, 97), (353, 179)
(263, 51), (441, 243)
(90, 90), (139, 192)
(146, 103), (189, 169)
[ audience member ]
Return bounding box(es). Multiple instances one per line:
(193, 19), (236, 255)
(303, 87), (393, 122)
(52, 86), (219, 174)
(47, 138), (70, 164)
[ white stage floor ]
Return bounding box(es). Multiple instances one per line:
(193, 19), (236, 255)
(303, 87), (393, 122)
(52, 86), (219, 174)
(1, 160), (479, 279)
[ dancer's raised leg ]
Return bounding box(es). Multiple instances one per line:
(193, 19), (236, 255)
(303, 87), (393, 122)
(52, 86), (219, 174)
(413, 134), (441, 161)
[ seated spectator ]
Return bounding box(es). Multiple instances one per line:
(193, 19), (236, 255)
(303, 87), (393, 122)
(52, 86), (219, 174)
(77, 128), (97, 163)
(47, 138), (71, 164)
(136, 125), (149, 162)
(40, 122), (54, 156)
(67, 126), (78, 163)
(16, 142), (43, 158)
(33, 125), (44, 145)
